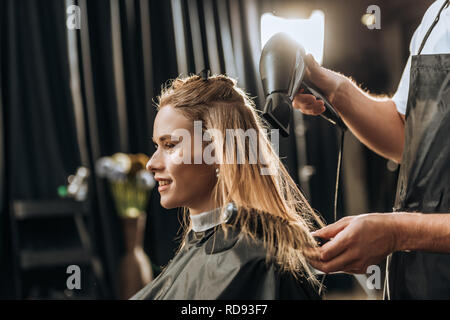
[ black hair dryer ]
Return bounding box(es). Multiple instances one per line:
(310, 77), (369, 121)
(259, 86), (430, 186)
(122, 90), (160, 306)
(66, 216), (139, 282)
(259, 32), (347, 137)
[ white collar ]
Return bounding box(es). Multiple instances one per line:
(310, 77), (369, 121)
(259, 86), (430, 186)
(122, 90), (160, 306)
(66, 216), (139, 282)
(190, 203), (235, 232)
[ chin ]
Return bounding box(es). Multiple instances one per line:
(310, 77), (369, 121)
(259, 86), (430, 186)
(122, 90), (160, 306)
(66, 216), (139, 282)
(159, 200), (173, 209)
(159, 196), (180, 210)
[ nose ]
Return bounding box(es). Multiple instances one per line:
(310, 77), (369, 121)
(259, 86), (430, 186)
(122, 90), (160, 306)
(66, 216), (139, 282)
(146, 150), (164, 173)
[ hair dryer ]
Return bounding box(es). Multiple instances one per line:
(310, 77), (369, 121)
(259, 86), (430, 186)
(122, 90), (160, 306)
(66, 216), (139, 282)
(259, 32), (347, 137)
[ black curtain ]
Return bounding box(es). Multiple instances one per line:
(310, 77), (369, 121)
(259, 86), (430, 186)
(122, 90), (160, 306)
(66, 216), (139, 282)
(2, 1), (81, 198)
(0, 0), (7, 300)
(0, 0), (88, 298)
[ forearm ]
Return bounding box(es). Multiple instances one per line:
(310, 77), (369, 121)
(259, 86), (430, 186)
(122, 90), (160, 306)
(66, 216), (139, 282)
(331, 78), (405, 163)
(391, 212), (450, 253)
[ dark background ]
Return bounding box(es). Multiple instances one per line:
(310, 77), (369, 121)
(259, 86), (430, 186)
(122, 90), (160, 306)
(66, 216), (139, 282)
(0, 0), (434, 299)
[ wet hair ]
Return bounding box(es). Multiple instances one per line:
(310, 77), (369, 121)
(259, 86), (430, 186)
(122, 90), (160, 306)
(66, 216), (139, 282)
(156, 74), (325, 286)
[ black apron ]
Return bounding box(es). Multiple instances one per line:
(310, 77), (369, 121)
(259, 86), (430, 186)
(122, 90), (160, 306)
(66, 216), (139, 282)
(385, 0), (450, 299)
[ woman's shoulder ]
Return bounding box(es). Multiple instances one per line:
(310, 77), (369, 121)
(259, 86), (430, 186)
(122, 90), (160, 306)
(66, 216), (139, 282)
(202, 220), (268, 260)
(202, 207), (291, 265)
(208, 227), (321, 300)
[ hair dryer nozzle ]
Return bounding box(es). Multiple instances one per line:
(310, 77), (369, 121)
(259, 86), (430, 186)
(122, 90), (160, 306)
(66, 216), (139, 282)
(262, 93), (291, 137)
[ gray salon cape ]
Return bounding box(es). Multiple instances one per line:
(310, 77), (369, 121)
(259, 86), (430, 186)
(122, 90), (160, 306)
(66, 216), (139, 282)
(130, 205), (320, 300)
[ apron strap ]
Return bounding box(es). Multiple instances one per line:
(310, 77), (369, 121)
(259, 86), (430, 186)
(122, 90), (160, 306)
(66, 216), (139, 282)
(418, 0), (449, 55)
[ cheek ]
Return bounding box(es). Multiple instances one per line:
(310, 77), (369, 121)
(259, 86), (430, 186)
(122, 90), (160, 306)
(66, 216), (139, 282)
(161, 140), (216, 207)
(168, 163), (215, 198)
(168, 142), (215, 190)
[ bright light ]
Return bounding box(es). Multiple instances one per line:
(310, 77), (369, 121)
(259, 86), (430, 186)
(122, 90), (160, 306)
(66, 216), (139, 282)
(260, 11), (325, 65)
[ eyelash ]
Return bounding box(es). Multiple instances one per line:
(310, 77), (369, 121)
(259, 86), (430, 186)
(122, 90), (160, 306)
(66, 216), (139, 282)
(154, 143), (176, 149)
(165, 143), (175, 148)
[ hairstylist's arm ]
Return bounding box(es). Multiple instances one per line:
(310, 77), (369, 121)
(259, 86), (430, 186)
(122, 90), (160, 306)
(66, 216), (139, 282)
(306, 212), (450, 274)
(293, 54), (405, 163)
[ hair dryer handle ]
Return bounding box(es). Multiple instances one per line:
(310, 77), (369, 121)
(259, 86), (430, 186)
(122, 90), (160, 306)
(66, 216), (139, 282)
(301, 83), (347, 131)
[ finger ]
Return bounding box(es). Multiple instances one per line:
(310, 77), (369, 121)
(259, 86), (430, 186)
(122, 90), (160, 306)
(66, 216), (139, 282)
(302, 108), (325, 116)
(294, 87), (312, 97)
(303, 247), (321, 261)
(302, 99), (325, 109)
(311, 217), (352, 239)
(302, 102), (326, 115)
(293, 93), (317, 104)
(319, 234), (348, 262)
(311, 250), (357, 274)
(307, 258), (323, 272)
(293, 100), (325, 114)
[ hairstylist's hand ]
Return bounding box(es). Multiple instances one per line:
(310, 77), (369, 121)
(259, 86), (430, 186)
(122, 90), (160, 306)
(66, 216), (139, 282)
(305, 213), (399, 274)
(292, 54), (346, 115)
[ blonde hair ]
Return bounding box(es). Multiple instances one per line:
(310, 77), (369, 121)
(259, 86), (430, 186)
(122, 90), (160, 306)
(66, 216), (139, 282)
(157, 74), (325, 286)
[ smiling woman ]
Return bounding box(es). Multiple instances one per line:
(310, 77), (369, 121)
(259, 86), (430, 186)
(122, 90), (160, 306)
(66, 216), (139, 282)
(131, 74), (325, 300)
(148, 104), (218, 213)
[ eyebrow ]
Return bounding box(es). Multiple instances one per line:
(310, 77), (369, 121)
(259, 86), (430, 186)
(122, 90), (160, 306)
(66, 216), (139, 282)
(152, 135), (183, 143)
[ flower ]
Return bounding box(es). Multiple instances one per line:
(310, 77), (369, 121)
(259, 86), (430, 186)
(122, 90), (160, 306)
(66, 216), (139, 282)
(95, 153), (155, 218)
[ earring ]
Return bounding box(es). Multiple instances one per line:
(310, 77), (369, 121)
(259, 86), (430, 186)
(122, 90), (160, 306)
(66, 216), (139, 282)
(215, 167), (219, 178)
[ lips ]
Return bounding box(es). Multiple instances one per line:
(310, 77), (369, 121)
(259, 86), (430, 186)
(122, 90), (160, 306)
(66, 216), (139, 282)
(156, 178), (172, 192)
